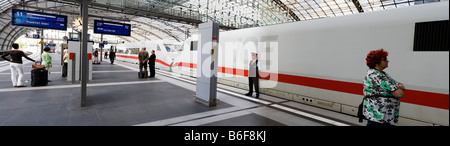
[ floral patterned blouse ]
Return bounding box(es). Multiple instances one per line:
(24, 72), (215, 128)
(363, 69), (401, 124)
(41, 52), (52, 69)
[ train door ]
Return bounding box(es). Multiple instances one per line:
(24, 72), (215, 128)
(189, 41), (198, 77)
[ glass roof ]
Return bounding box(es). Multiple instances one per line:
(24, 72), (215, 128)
(0, 0), (447, 50)
(91, 0), (447, 28)
(281, 0), (360, 20)
(0, 0), (14, 14)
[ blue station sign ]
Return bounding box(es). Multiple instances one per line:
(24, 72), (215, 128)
(12, 9), (68, 30)
(94, 20), (131, 36)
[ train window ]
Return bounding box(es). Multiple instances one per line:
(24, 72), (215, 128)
(163, 44), (181, 52)
(165, 45), (171, 52)
(126, 48), (139, 54)
(190, 41), (198, 51)
(414, 20), (449, 51)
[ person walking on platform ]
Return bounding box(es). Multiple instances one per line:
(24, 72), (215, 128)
(1, 43), (39, 87)
(62, 48), (69, 77)
(104, 51), (108, 59)
(138, 47), (149, 78)
(93, 48), (99, 64)
(363, 48), (405, 126)
(109, 49), (116, 64)
(148, 50), (156, 78)
(42, 47), (52, 82)
(245, 52), (260, 98)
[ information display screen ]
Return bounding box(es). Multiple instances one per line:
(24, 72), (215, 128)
(94, 20), (131, 36)
(12, 9), (67, 30)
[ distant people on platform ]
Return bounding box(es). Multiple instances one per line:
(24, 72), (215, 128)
(148, 50), (156, 78)
(363, 48), (405, 126)
(138, 47), (149, 78)
(94, 48), (99, 62)
(1, 43), (39, 87)
(42, 47), (52, 82)
(62, 48), (68, 78)
(104, 51), (108, 59)
(109, 49), (116, 64)
(245, 52), (260, 98)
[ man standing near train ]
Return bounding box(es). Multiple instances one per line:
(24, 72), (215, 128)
(148, 50), (156, 78)
(245, 52), (260, 98)
(138, 47), (149, 78)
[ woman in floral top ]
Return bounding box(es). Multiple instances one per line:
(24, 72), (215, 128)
(363, 49), (405, 126)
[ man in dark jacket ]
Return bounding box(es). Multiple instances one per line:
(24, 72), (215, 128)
(109, 49), (116, 64)
(148, 50), (156, 78)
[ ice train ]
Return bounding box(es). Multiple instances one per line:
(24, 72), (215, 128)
(113, 2), (449, 126)
(105, 40), (182, 71)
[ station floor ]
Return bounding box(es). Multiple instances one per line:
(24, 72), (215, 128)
(0, 53), (364, 126)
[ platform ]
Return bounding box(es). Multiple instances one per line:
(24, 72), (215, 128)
(0, 53), (363, 126)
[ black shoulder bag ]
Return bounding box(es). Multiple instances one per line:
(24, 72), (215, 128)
(357, 95), (396, 123)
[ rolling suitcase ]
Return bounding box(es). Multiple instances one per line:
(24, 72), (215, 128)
(31, 69), (48, 87)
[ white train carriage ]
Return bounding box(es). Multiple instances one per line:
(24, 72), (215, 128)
(171, 2), (449, 126)
(111, 40), (182, 71)
(112, 2), (448, 126)
(172, 35), (199, 77)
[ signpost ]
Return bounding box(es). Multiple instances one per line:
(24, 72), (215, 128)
(93, 20), (131, 36)
(12, 9), (67, 30)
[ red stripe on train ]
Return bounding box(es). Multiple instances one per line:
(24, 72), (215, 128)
(116, 55), (170, 67)
(116, 55), (449, 110)
(173, 62), (197, 68)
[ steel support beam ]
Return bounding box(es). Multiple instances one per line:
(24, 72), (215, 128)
(1, 26), (18, 50)
(136, 28), (163, 40)
(117, 36), (132, 43)
(128, 35), (140, 42)
(0, 22), (12, 39)
(152, 18), (190, 38)
(272, 0), (301, 21)
(48, 0), (237, 30)
(132, 31), (151, 42)
(80, 0), (89, 107)
(6, 28), (27, 51)
(352, 0), (365, 13)
(7, 30), (27, 51)
(132, 20), (181, 42)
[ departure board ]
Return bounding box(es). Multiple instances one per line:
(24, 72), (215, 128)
(12, 9), (67, 30)
(94, 20), (131, 36)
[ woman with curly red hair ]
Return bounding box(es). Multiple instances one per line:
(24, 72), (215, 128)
(362, 48), (406, 126)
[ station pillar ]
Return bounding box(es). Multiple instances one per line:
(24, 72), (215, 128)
(194, 22), (219, 107)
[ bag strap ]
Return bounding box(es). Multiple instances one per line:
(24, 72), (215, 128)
(364, 95), (396, 99)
